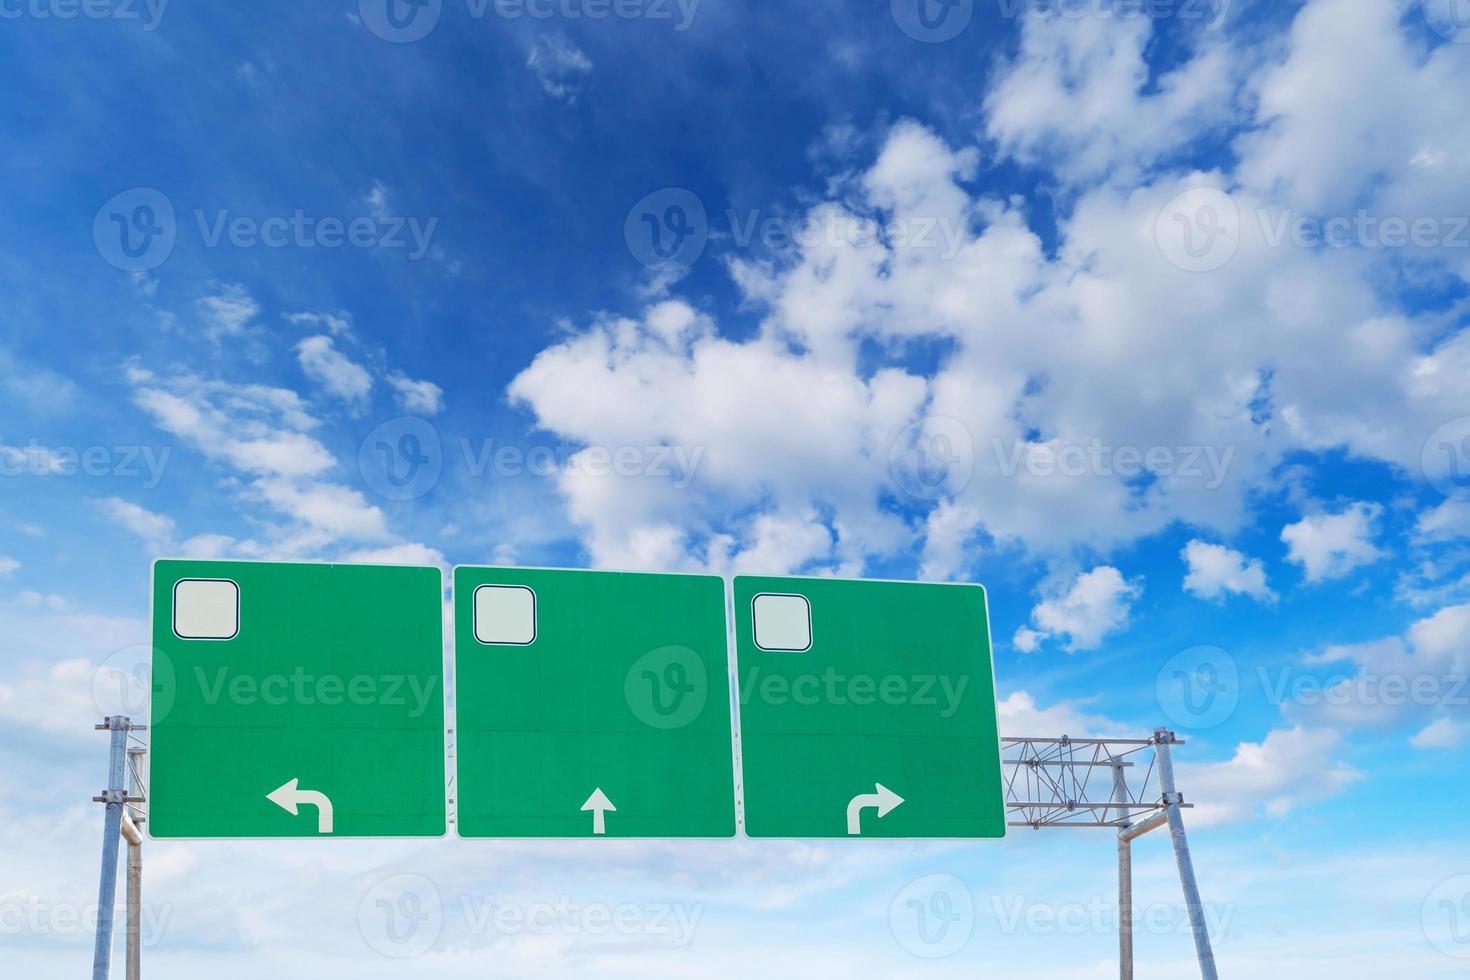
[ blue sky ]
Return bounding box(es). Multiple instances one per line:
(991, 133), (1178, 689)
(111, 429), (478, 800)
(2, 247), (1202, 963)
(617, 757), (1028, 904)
(4, 0), (1470, 975)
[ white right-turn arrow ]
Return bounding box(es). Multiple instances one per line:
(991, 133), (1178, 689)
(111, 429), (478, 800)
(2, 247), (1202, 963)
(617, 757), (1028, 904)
(581, 787), (616, 835)
(266, 778), (334, 834)
(846, 783), (904, 835)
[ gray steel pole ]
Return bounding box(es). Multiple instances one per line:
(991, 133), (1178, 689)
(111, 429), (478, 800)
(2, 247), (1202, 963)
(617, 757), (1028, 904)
(92, 716), (130, 980)
(1154, 729), (1219, 980)
(125, 745), (145, 980)
(1113, 763), (1133, 980)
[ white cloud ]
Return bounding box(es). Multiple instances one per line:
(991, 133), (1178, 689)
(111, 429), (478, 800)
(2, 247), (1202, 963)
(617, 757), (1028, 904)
(1236, 0), (1470, 229)
(1281, 502), (1386, 583)
(94, 497), (176, 552)
(196, 282), (260, 342)
(984, 10), (1238, 183)
(125, 364), (424, 559)
(1294, 601), (1470, 744)
(526, 34), (592, 101)
(296, 335), (373, 412)
(365, 180), (391, 221)
(1016, 566), (1142, 653)
(0, 555), (18, 576)
(386, 371), (444, 415)
(285, 310), (354, 337)
(1416, 499), (1470, 540)
(1183, 726), (1362, 827)
(342, 542), (447, 568)
(995, 690), (1130, 738)
(507, 62), (1470, 581)
(1410, 716), (1468, 750)
(1182, 539), (1276, 602)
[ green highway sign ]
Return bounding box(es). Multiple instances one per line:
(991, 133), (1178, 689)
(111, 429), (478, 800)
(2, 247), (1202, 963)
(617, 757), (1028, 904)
(148, 560), (447, 838)
(732, 576), (1005, 839)
(453, 566), (736, 838)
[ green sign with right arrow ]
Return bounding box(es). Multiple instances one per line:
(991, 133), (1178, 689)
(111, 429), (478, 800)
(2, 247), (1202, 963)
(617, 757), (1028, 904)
(732, 575), (1005, 839)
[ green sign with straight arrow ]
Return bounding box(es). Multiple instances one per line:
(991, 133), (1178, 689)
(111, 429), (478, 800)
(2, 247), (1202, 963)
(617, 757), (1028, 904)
(732, 575), (1005, 839)
(148, 559), (447, 839)
(453, 566), (736, 838)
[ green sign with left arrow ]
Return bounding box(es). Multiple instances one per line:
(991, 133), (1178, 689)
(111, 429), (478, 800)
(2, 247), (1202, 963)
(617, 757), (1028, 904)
(148, 559), (447, 838)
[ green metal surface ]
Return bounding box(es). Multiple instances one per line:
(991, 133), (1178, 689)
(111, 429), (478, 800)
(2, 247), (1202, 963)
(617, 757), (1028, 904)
(453, 566), (736, 838)
(733, 576), (1005, 839)
(148, 560), (446, 838)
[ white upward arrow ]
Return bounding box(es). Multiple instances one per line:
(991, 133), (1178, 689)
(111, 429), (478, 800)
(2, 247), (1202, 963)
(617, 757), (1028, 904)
(846, 783), (904, 835)
(581, 787), (616, 835)
(267, 778), (334, 834)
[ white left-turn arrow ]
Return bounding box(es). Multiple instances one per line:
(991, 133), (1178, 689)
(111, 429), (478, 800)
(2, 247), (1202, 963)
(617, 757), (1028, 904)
(267, 778), (334, 834)
(846, 783), (904, 835)
(581, 787), (616, 835)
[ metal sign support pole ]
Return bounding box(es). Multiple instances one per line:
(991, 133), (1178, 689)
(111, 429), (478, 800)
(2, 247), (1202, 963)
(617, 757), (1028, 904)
(124, 742), (146, 980)
(1113, 763), (1134, 980)
(1153, 729), (1218, 980)
(91, 716), (130, 980)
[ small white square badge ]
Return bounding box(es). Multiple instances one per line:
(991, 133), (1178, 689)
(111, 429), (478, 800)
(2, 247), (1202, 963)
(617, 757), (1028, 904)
(173, 579), (240, 640)
(474, 585), (536, 645)
(752, 593), (812, 652)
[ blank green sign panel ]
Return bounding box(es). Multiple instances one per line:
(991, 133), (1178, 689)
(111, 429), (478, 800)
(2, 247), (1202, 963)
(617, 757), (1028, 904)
(149, 560), (447, 838)
(733, 576), (1005, 839)
(454, 566), (736, 838)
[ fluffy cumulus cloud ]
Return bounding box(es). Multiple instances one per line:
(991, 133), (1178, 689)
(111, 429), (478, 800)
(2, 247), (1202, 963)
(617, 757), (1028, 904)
(1013, 565), (1142, 653)
(295, 334), (373, 412)
(123, 334), (434, 561)
(505, 0), (1470, 595)
(387, 371), (445, 415)
(1281, 502), (1387, 583)
(1183, 726), (1362, 827)
(1295, 601), (1470, 747)
(1182, 539), (1276, 602)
